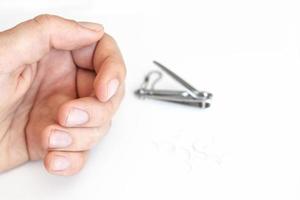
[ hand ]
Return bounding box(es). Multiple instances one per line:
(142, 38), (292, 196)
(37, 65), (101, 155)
(0, 14), (126, 176)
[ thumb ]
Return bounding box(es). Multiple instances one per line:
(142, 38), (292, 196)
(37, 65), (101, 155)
(0, 14), (104, 71)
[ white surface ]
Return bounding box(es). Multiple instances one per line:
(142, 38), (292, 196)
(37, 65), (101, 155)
(1, 0), (300, 199)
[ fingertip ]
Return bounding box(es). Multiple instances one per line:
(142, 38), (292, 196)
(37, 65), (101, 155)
(106, 79), (120, 101)
(57, 100), (90, 127)
(44, 153), (71, 174)
(44, 151), (86, 176)
(94, 77), (120, 102)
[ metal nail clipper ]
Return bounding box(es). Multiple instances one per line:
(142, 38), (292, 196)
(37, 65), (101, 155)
(135, 61), (213, 108)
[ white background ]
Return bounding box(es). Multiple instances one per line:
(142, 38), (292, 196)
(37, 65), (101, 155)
(1, 0), (300, 199)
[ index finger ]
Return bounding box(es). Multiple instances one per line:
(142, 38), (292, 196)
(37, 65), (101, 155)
(93, 34), (126, 102)
(72, 33), (126, 102)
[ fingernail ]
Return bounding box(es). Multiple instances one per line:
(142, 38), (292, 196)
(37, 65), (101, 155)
(67, 108), (89, 126)
(79, 22), (104, 32)
(106, 79), (119, 101)
(52, 156), (70, 171)
(49, 130), (72, 148)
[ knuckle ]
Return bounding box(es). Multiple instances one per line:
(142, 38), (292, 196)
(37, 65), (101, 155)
(85, 128), (101, 148)
(91, 108), (106, 125)
(107, 58), (126, 80)
(105, 100), (115, 117)
(33, 14), (54, 25)
(114, 61), (126, 79)
(31, 14), (54, 42)
(105, 36), (126, 78)
(104, 33), (115, 41)
(67, 19), (78, 27)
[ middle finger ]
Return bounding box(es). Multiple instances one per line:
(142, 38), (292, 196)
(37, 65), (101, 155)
(42, 122), (111, 151)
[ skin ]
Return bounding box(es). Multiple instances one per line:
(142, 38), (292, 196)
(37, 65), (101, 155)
(0, 14), (126, 176)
